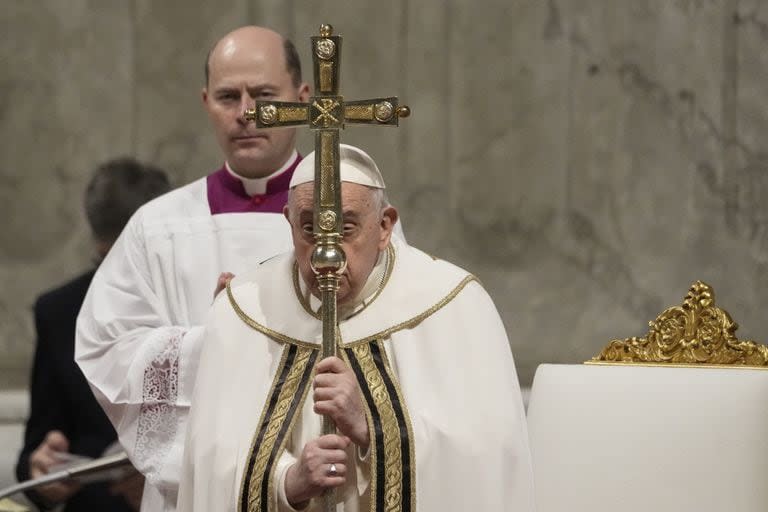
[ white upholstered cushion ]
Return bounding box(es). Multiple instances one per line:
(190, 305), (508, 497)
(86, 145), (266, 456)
(527, 364), (768, 511)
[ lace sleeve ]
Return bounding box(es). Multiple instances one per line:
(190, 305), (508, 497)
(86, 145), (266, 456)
(134, 327), (183, 484)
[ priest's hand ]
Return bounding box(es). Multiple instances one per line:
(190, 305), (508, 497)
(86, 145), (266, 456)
(313, 356), (370, 448)
(28, 430), (81, 504)
(213, 272), (235, 299)
(285, 434), (350, 507)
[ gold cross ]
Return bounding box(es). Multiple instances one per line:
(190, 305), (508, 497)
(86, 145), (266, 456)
(243, 23), (409, 354)
(244, 24), (410, 241)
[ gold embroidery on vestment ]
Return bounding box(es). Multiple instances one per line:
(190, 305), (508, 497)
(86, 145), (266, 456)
(342, 275), (478, 348)
(343, 341), (417, 512)
(228, 267), (477, 349)
(226, 283), (317, 349)
(374, 339), (417, 512)
(238, 345), (316, 512)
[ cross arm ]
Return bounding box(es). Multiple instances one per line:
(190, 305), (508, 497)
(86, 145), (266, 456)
(344, 97), (410, 126)
(245, 101), (311, 128)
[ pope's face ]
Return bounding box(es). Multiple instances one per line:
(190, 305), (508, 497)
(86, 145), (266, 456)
(286, 182), (398, 305)
(203, 29), (309, 178)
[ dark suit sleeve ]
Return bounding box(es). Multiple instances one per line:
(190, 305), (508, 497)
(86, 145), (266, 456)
(15, 296), (68, 509)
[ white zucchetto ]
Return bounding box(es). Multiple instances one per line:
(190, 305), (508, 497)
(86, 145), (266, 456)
(289, 143), (386, 189)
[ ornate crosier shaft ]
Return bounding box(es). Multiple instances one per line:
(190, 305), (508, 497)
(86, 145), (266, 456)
(315, 269), (342, 512)
(311, 124), (344, 512)
(311, 26), (344, 512)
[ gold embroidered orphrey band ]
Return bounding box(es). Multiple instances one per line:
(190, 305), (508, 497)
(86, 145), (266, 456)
(588, 280), (768, 368)
(341, 340), (417, 512)
(238, 344), (318, 512)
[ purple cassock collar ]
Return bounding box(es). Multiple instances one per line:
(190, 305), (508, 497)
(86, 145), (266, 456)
(206, 154), (302, 214)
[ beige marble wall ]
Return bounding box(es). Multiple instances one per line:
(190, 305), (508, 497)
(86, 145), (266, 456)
(2, 0), (768, 387)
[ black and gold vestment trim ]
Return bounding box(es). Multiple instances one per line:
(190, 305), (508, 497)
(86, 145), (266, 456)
(238, 344), (319, 512)
(235, 336), (418, 512)
(343, 340), (416, 512)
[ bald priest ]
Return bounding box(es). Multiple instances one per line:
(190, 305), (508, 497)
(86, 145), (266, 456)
(177, 144), (535, 511)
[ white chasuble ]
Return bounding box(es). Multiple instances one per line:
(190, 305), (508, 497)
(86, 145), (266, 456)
(75, 176), (294, 511)
(178, 238), (535, 512)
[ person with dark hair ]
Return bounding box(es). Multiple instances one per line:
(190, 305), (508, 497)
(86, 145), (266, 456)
(16, 157), (171, 512)
(84, 158), (171, 258)
(75, 26), (312, 512)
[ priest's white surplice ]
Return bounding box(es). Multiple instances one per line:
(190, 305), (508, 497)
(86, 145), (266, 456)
(177, 238), (535, 511)
(75, 177), (293, 511)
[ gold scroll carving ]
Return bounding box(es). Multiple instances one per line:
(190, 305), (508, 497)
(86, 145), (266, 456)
(589, 280), (768, 367)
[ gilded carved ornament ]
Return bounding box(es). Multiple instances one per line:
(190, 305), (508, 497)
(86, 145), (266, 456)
(588, 281), (768, 367)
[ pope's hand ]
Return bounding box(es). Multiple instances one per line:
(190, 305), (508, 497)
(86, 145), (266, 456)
(284, 434), (350, 507)
(313, 357), (370, 448)
(28, 430), (81, 504)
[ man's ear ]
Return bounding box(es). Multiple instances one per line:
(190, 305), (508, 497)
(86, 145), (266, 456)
(201, 87), (209, 106)
(298, 83), (310, 102)
(283, 204), (291, 223)
(379, 206), (398, 249)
